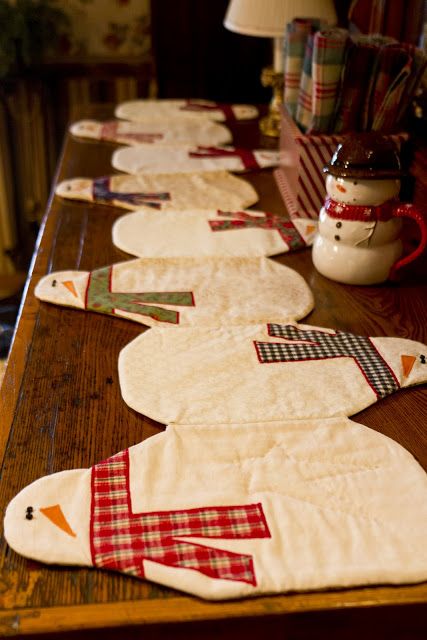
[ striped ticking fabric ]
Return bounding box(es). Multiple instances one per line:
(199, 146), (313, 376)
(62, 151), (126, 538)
(209, 210), (306, 250)
(90, 449), (270, 585)
(295, 133), (340, 217)
(255, 324), (400, 400)
(310, 28), (349, 134)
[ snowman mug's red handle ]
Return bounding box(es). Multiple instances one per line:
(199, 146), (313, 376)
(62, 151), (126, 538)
(388, 203), (427, 280)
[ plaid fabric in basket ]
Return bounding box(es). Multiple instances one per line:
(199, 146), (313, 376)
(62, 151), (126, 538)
(371, 45), (413, 132)
(333, 39), (379, 133)
(310, 28), (349, 133)
(283, 19), (321, 119)
(295, 34), (315, 132)
(346, 34), (398, 131)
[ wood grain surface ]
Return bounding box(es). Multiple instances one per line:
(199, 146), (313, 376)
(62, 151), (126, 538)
(0, 106), (426, 639)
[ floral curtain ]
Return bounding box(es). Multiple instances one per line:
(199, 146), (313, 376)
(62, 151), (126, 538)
(51, 0), (151, 59)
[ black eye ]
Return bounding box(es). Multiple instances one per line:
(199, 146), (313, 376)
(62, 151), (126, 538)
(334, 235), (341, 241)
(420, 355), (426, 364)
(353, 181), (358, 185)
(25, 506), (34, 520)
(52, 280), (57, 287)
(336, 221), (342, 228)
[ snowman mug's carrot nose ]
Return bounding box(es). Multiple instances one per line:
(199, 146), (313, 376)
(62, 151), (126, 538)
(401, 355), (416, 378)
(40, 504), (77, 538)
(61, 280), (78, 298)
(336, 184), (347, 193)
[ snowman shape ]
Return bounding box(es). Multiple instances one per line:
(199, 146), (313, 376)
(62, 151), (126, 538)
(312, 133), (427, 285)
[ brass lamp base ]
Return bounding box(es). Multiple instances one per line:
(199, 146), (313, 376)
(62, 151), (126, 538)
(259, 110), (282, 137)
(260, 67), (284, 138)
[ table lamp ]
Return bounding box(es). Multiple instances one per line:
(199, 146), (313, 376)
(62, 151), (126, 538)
(224, 0), (337, 137)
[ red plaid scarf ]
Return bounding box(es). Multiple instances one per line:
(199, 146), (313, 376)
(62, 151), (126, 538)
(209, 210), (306, 250)
(188, 146), (260, 170)
(324, 197), (397, 222)
(90, 449), (270, 585)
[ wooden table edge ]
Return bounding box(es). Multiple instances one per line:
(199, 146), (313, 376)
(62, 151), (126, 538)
(0, 123), (69, 460)
(1, 584), (427, 636)
(0, 204), (60, 459)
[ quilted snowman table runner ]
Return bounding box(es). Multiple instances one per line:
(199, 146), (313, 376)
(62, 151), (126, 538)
(5, 96), (427, 604)
(35, 258), (314, 328)
(70, 118), (232, 147)
(55, 171), (258, 212)
(113, 209), (317, 258)
(118, 323), (427, 424)
(115, 99), (259, 123)
(5, 418), (427, 600)
(112, 144), (280, 175)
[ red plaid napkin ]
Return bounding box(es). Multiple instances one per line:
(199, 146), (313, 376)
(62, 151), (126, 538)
(309, 28), (349, 133)
(284, 19), (321, 120)
(295, 34), (315, 132)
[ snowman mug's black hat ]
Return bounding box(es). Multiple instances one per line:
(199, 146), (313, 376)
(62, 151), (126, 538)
(323, 132), (404, 179)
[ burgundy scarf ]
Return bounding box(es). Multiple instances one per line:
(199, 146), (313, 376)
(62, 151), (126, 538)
(189, 146), (260, 170)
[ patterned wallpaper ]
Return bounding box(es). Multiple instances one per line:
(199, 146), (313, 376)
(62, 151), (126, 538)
(52, 0), (151, 59)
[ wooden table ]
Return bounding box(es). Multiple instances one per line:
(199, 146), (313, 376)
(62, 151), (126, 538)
(1, 106), (427, 639)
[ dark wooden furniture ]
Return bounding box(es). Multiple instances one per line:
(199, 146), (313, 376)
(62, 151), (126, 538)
(150, 0), (271, 102)
(0, 106), (426, 639)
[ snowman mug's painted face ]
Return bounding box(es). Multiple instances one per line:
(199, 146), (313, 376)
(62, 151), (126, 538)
(326, 175), (400, 207)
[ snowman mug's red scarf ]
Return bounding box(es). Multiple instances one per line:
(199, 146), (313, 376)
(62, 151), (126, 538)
(324, 197), (398, 222)
(90, 448), (271, 585)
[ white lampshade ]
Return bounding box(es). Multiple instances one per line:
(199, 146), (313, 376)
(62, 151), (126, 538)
(224, 0), (337, 37)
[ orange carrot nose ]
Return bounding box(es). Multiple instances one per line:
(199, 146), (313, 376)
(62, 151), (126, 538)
(61, 280), (78, 298)
(401, 354), (416, 378)
(40, 504), (76, 538)
(336, 184), (347, 193)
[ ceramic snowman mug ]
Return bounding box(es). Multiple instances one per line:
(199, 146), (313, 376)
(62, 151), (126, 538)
(312, 134), (427, 285)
